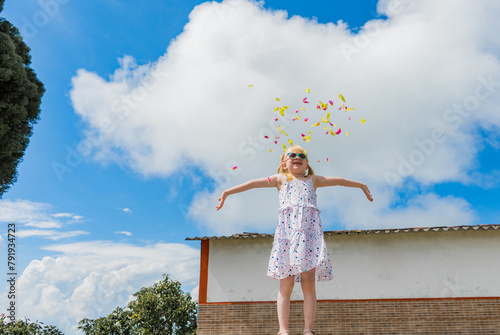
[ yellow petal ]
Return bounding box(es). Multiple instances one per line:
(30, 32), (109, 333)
(312, 122), (320, 127)
(283, 143), (286, 152)
(300, 107), (305, 111)
(361, 118), (366, 124)
(330, 129), (335, 136)
(326, 112), (330, 120)
(346, 132), (350, 136)
(306, 88), (310, 93)
(273, 107), (279, 112)
(276, 98), (281, 101)
(248, 84), (253, 87)
(279, 108), (285, 117)
(269, 149), (273, 152)
(288, 139), (293, 146)
(339, 94), (346, 102)
(346, 108), (355, 111)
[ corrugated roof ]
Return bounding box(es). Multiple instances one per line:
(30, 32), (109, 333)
(185, 224), (499, 241)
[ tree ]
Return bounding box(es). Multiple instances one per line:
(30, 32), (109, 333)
(78, 274), (198, 335)
(0, 315), (64, 334)
(0, 0), (45, 197)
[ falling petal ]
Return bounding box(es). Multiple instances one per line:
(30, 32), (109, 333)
(335, 128), (341, 135)
(339, 94), (346, 102)
(305, 136), (311, 143)
(296, 116), (301, 120)
(323, 126), (329, 131)
(288, 139), (293, 146)
(264, 135), (269, 139)
(279, 108), (285, 117)
(325, 158), (329, 162)
(232, 166), (238, 170)
(276, 98), (281, 101)
(329, 100), (334, 106)
(330, 129), (335, 136)
(276, 136), (280, 139)
(269, 149), (273, 152)
(346, 132), (350, 136)
(303, 98), (309, 103)
(248, 84), (253, 87)
(348, 116), (351, 121)
(268, 177), (272, 183)
(361, 118), (366, 124)
(296, 110), (299, 113)
(326, 112), (331, 120)
(338, 106), (342, 110)
(316, 105), (321, 109)
(346, 108), (355, 111)
(304, 118), (309, 122)
(273, 107), (279, 112)
(312, 122), (320, 127)
(301, 134), (305, 137)
(306, 87), (310, 93)
(274, 118), (278, 122)
(329, 122), (334, 127)
(300, 107), (306, 111)
(283, 143), (286, 152)
(308, 131), (311, 134)
(274, 140), (278, 144)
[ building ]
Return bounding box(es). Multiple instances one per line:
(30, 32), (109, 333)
(187, 224), (500, 335)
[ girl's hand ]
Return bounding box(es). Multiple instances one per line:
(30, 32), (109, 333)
(216, 192), (227, 210)
(362, 184), (373, 202)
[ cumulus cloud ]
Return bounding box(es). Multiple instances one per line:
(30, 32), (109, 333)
(70, 0), (500, 234)
(0, 241), (199, 335)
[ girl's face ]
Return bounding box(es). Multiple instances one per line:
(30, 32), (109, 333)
(282, 150), (309, 175)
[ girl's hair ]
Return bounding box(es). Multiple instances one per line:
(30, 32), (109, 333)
(277, 145), (315, 180)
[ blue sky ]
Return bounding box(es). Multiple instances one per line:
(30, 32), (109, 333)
(1, 0), (499, 333)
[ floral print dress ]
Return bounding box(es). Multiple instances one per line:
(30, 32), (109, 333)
(267, 177), (333, 282)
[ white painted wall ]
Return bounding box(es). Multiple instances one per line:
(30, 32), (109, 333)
(206, 228), (500, 303)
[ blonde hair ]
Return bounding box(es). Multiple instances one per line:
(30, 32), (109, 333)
(277, 145), (315, 180)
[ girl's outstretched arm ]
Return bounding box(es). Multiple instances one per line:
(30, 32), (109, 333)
(216, 175), (280, 210)
(314, 176), (373, 202)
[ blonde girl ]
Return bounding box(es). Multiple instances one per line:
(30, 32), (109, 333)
(217, 145), (373, 335)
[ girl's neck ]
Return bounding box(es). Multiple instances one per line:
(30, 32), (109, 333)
(286, 172), (310, 180)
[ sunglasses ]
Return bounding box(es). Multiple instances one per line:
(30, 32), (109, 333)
(287, 152), (307, 160)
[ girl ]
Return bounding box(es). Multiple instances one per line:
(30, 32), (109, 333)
(216, 145), (373, 335)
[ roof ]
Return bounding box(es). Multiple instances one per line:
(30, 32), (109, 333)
(186, 224), (499, 241)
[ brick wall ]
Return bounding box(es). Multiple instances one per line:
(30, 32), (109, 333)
(197, 298), (500, 334)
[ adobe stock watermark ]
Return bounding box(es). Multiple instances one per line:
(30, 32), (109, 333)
(178, 113), (295, 221)
(339, 0), (413, 64)
(20, 0), (71, 39)
(51, 70), (169, 182)
(384, 73), (500, 186)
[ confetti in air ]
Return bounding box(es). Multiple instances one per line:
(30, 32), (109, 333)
(248, 85), (366, 163)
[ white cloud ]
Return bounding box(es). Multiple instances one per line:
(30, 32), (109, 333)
(0, 241), (199, 335)
(116, 231), (132, 236)
(119, 207), (132, 213)
(16, 229), (90, 240)
(70, 0), (500, 234)
(0, 199), (88, 238)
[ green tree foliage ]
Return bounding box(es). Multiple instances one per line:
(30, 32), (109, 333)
(0, 315), (63, 334)
(79, 274), (198, 335)
(0, 2), (45, 197)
